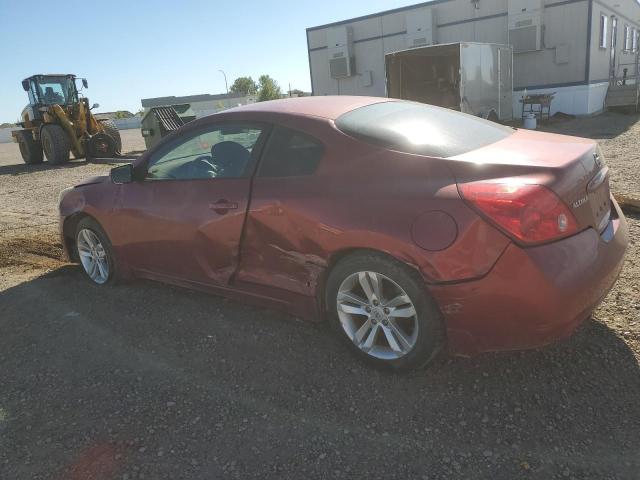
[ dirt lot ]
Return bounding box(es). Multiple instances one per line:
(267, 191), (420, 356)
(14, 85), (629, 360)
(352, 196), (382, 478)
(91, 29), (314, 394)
(0, 119), (638, 480)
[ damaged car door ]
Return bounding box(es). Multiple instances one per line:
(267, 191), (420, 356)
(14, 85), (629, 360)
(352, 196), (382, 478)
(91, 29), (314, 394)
(114, 122), (268, 286)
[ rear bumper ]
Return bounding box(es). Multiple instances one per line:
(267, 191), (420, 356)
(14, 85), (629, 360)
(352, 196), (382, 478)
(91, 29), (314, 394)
(431, 198), (629, 356)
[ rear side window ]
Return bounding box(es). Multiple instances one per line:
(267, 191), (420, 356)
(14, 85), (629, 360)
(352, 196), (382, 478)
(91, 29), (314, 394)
(258, 127), (324, 177)
(335, 101), (514, 158)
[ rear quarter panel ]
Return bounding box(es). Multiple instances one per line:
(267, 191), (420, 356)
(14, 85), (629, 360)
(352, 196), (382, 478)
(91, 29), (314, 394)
(235, 115), (510, 306)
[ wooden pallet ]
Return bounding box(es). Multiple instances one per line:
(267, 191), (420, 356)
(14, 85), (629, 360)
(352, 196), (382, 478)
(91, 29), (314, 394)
(614, 193), (640, 214)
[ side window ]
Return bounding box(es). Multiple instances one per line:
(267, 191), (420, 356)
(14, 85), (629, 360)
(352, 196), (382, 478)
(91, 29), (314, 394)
(146, 124), (264, 180)
(28, 84), (37, 105)
(258, 127), (324, 177)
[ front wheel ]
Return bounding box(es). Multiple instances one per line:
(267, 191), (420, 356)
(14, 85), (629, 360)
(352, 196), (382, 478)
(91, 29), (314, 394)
(75, 218), (117, 285)
(86, 133), (117, 159)
(41, 124), (71, 165)
(98, 119), (122, 155)
(325, 252), (444, 371)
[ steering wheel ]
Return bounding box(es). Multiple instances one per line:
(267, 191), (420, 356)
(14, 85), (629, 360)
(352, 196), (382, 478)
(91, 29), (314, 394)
(191, 155), (218, 178)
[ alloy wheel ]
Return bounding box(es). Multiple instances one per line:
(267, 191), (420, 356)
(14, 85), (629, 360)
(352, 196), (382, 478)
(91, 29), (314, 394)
(76, 228), (109, 284)
(336, 271), (419, 360)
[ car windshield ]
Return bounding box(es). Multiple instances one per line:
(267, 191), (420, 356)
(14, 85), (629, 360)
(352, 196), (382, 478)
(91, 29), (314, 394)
(335, 101), (514, 158)
(36, 77), (76, 105)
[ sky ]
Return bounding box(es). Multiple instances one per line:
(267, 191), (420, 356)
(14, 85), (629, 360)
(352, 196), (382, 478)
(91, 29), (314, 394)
(0, 0), (421, 123)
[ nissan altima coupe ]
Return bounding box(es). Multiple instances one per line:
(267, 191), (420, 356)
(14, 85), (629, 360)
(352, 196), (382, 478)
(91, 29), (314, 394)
(59, 97), (628, 370)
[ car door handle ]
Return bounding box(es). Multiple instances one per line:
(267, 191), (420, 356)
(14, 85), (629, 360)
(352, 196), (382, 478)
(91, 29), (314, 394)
(209, 200), (238, 214)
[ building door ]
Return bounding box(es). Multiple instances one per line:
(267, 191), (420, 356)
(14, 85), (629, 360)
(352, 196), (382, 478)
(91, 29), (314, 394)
(610, 16), (618, 80)
(498, 47), (513, 121)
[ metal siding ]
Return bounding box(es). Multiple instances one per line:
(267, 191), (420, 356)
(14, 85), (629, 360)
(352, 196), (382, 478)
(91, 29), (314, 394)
(589, 3), (610, 81)
(589, 1), (640, 82)
(437, 23), (476, 43)
(473, 16), (509, 43)
(307, 0), (640, 97)
(307, 28), (327, 50)
(309, 49), (336, 95)
(348, 16), (384, 41)
(381, 11), (406, 35)
(513, 2), (588, 87)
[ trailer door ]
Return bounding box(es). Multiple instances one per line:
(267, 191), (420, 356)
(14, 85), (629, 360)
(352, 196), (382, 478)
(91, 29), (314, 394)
(498, 47), (513, 121)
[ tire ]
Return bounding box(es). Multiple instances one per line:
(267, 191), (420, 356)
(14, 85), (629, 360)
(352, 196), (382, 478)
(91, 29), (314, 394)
(87, 133), (117, 159)
(75, 217), (117, 285)
(41, 124), (71, 165)
(99, 119), (122, 155)
(16, 131), (43, 164)
(325, 251), (444, 371)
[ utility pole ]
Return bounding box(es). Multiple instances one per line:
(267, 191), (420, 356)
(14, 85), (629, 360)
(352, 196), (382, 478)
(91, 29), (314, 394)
(218, 70), (228, 94)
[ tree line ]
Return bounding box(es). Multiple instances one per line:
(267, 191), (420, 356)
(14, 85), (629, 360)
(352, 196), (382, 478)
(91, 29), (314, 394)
(230, 75), (304, 101)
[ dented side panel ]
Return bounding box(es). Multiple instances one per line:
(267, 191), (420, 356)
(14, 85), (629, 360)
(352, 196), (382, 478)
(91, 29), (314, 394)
(233, 115), (511, 314)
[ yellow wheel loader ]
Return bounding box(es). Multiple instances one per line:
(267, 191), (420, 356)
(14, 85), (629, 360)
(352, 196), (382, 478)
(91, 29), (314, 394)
(11, 74), (122, 165)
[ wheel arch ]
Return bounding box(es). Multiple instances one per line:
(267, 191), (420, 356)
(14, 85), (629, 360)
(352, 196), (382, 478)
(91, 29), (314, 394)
(62, 212), (98, 262)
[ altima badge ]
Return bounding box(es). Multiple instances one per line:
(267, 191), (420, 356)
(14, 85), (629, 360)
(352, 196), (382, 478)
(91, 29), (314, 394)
(573, 195), (589, 209)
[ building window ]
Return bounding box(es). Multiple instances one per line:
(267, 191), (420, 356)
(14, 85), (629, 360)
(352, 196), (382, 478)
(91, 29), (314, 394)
(624, 24), (631, 51)
(634, 29), (638, 52)
(599, 15), (608, 49)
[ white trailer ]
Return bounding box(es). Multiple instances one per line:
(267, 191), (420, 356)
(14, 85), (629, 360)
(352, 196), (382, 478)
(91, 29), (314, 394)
(385, 42), (513, 122)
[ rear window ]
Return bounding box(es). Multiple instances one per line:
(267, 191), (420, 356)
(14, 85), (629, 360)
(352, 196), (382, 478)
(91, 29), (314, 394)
(334, 101), (514, 158)
(258, 127), (324, 177)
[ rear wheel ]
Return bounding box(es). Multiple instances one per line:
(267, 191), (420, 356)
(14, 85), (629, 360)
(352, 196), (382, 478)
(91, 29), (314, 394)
(325, 251), (444, 371)
(16, 131), (43, 164)
(99, 119), (122, 155)
(41, 124), (71, 165)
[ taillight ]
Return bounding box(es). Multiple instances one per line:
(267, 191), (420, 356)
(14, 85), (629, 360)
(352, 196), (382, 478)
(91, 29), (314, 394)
(459, 182), (578, 245)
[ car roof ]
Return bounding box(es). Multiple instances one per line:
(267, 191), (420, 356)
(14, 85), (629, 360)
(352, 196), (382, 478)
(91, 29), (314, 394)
(225, 96), (394, 120)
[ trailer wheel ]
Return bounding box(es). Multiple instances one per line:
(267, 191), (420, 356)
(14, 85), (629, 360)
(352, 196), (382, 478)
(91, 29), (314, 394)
(16, 131), (44, 164)
(99, 119), (122, 155)
(41, 124), (71, 165)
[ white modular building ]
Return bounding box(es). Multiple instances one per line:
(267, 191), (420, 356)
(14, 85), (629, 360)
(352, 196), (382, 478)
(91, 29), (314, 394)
(306, 0), (640, 116)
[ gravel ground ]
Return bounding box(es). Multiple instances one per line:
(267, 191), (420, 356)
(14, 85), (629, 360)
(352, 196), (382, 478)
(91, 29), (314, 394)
(0, 119), (638, 479)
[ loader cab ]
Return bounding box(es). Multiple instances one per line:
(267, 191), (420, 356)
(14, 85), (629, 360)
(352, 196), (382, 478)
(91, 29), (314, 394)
(22, 74), (82, 107)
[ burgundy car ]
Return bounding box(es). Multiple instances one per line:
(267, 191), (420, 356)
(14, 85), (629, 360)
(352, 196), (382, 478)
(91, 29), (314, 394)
(58, 97), (628, 370)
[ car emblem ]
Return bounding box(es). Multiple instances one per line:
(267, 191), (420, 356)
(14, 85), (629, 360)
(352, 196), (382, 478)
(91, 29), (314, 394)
(593, 152), (603, 168)
(572, 195), (589, 209)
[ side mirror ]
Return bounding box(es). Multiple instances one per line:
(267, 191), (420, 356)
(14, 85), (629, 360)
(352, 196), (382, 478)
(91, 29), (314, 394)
(22, 80), (29, 91)
(82, 79), (88, 89)
(91, 103), (99, 110)
(110, 164), (133, 184)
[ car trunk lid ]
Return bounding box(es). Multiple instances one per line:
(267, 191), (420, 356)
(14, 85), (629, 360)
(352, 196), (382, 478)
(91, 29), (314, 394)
(448, 129), (611, 234)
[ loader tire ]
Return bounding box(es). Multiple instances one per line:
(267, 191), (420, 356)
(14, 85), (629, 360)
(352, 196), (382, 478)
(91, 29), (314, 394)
(17, 131), (44, 164)
(41, 124), (71, 165)
(99, 119), (122, 155)
(87, 133), (117, 159)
